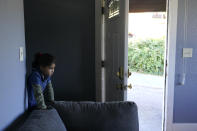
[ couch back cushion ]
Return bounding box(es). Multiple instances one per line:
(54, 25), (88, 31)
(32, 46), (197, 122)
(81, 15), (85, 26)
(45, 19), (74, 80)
(18, 108), (67, 131)
(52, 101), (139, 131)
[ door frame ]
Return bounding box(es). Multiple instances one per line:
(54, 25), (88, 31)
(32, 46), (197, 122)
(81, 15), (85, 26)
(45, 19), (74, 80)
(95, 0), (102, 102)
(164, 0), (178, 130)
(95, 0), (106, 102)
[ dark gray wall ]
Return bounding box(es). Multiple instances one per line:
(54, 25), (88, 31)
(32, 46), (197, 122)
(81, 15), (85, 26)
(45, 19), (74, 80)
(0, 0), (26, 130)
(173, 0), (197, 123)
(24, 0), (95, 101)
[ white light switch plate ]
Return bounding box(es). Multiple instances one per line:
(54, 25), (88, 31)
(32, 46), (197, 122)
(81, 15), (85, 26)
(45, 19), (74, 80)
(183, 48), (193, 58)
(19, 47), (24, 62)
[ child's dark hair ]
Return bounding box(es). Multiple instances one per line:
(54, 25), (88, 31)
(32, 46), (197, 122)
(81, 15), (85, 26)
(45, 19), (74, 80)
(32, 53), (56, 68)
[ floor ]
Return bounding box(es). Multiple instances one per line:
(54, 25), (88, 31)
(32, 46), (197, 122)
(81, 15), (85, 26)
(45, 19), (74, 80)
(127, 72), (164, 131)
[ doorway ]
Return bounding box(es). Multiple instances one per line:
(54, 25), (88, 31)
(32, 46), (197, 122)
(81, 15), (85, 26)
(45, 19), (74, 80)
(95, 0), (180, 130)
(127, 12), (167, 131)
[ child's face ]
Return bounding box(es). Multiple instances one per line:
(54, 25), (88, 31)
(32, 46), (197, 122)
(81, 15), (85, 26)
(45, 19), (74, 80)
(40, 63), (56, 77)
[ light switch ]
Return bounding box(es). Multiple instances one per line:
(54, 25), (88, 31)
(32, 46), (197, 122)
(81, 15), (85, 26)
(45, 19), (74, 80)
(183, 48), (193, 58)
(19, 47), (24, 62)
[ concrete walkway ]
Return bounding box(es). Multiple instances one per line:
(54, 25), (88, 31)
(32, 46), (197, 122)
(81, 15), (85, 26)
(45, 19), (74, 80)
(128, 72), (164, 88)
(127, 72), (165, 131)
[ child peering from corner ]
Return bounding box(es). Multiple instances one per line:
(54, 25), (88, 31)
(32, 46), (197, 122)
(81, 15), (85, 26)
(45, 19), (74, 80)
(27, 53), (56, 110)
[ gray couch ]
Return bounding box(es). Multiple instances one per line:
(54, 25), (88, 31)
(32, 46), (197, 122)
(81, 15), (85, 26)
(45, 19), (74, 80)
(18, 101), (139, 131)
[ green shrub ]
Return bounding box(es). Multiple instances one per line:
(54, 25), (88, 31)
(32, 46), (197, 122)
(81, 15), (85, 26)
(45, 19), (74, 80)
(128, 38), (165, 76)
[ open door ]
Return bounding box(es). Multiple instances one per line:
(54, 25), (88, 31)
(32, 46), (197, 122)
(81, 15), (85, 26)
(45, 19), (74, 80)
(104, 0), (130, 101)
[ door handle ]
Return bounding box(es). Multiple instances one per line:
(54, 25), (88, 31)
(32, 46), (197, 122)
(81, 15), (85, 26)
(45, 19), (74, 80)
(116, 83), (132, 90)
(117, 67), (132, 79)
(127, 84), (132, 89)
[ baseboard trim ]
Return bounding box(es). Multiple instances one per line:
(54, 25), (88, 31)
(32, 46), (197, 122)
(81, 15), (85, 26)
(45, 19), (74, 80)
(173, 123), (197, 131)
